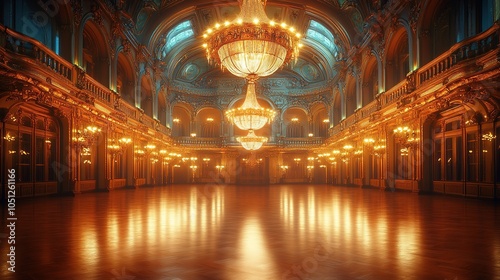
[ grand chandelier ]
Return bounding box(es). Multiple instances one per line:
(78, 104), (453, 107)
(202, 0), (301, 78)
(236, 129), (268, 151)
(203, 0), (301, 149)
(225, 76), (276, 130)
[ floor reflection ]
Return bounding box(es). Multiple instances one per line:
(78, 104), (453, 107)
(1, 185), (499, 279)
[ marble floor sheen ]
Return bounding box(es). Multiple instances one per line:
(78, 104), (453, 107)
(1, 184), (500, 280)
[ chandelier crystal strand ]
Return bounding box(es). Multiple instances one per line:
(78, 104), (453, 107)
(237, 129), (268, 151)
(225, 77), (276, 130)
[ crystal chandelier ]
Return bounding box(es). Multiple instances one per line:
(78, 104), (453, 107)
(202, 0), (301, 79)
(236, 129), (268, 151)
(225, 76), (276, 130)
(203, 0), (301, 149)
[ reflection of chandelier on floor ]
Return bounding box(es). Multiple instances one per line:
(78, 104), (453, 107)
(203, 0), (301, 150)
(237, 129), (268, 151)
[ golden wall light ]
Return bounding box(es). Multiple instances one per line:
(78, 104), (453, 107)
(394, 126), (417, 147)
(364, 138), (375, 144)
(74, 125), (101, 148)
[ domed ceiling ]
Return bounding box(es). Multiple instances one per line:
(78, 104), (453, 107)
(123, 0), (373, 99)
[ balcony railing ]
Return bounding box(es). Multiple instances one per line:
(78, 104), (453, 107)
(0, 26), (73, 81)
(278, 137), (324, 148)
(419, 24), (499, 84)
(332, 23), (499, 138)
(174, 137), (223, 147)
(82, 74), (113, 104)
(0, 24), (166, 137)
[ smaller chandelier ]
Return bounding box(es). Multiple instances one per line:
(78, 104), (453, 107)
(237, 129), (268, 151)
(225, 77), (276, 130)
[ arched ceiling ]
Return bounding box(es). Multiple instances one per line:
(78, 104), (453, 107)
(124, 0), (372, 96)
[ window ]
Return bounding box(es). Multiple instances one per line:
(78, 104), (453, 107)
(480, 129), (494, 182)
(434, 139), (442, 180)
(4, 111), (59, 184)
(80, 145), (95, 180)
(163, 21), (194, 55)
(54, 31), (60, 55)
(287, 122), (304, 138)
(305, 20), (338, 65)
(201, 120), (219, 138)
(395, 142), (411, 180)
(466, 133), (478, 181)
(114, 153), (125, 179)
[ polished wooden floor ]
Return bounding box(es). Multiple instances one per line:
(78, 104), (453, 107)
(1, 184), (500, 279)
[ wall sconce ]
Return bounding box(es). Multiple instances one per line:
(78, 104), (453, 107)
(74, 125), (101, 148)
(216, 165), (224, 172)
(4, 132), (15, 142)
(293, 158), (301, 164)
(163, 157), (172, 165)
(291, 117), (299, 122)
(119, 137), (132, 146)
(340, 144), (353, 163)
(343, 144), (353, 150)
(109, 137), (132, 155)
(482, 132), (496, 141)
(364, 138), (375, 145)
(393, 126), (417, 147)
(144, 144), (156, 152)
(190, 133), (197, 137)
(373, 143), (386, 157)
(216, 165), (224, 178)
(363, 137), (386, 156)
(135, 149), (145, 157)
(363, 137), (375, 154)
(190, 165), (198, 182)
